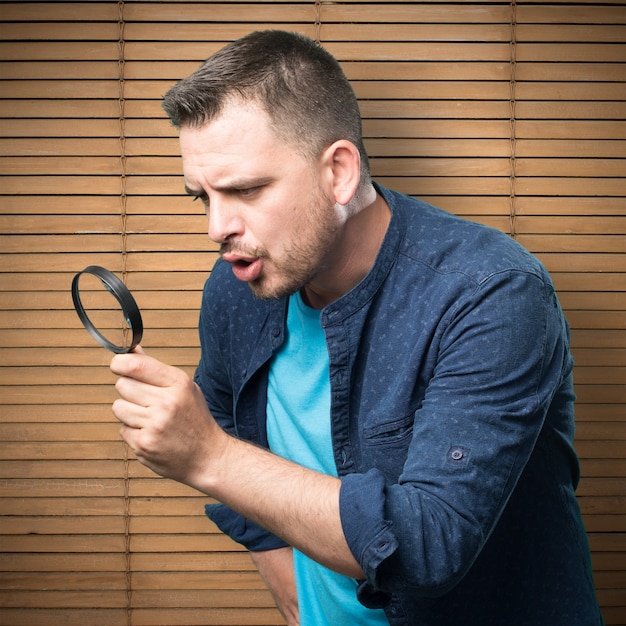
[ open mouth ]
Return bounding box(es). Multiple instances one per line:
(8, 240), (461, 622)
(222, 253), (263, 283)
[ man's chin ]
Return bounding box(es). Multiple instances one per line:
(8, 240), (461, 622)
(246, 275), (304, 301)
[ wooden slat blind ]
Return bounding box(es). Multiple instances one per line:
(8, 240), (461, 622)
(0, 2), (624, 625)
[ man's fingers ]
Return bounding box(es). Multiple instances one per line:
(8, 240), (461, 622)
(112, 397), (149, 429)
(110, 351), (182, 388)
(114, 375), (157, 408)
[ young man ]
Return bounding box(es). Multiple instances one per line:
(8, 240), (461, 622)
(111, 30), (604, 625)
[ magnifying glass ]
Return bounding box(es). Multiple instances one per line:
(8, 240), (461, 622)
(72, 265), (143, 353)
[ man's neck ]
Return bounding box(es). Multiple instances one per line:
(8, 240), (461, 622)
(301, 191), (391, 310)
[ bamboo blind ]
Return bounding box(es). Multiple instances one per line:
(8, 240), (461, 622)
(0, 1), (624, 625)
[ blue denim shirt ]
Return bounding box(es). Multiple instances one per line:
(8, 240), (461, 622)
(196, 185), (603, 625)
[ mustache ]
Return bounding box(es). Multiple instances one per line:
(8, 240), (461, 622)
(220, 241), (267, 258)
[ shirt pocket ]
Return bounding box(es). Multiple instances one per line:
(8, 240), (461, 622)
(362, 412), (415, 479)
(363, 412), (415, 446)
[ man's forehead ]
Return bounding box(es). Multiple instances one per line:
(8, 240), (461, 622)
(179, 102), (275, 153)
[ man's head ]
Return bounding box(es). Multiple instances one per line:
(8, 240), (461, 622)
(162, 30), (370, 185)
(164, 31), (382, 304)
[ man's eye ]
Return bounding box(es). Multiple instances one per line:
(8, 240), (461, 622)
(238, 187), (260, 198)
(193, 193), (209, 205)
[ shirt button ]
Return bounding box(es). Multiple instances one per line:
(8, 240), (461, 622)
(271, 327), (280, 338)
(451, 448), (463, 460)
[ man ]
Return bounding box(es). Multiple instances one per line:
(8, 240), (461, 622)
(111, 30), (604, 625)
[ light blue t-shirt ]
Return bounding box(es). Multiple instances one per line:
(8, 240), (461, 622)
(267, 292), (388, 626)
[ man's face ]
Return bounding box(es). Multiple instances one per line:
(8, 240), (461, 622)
(180, 100), (342, 300)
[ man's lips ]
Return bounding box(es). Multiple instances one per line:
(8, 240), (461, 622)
(221, 252), (264, 283)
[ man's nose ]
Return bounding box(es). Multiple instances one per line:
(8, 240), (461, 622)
(207, 197), (244, 243)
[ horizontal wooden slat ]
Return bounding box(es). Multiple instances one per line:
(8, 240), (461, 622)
(0, 252), (217, 272)
(0, 271), (209, 291)
(571, 331), (626, 350)
(0, 196), (123, 214)
(124, 22), (512, 43)
(0, 309), (201, 329)
(555, 274), (626, 292)
(0, 572), (127, 592)
(0, 570), (262, 591)
(0, 42), (119, 61)
(0, 23), (119, 41)
(580, 460), (626, 479)
(516, 140), (626, 158)
(0, 328), (201, 349)
(0, 609), (129, 626)
(1, 3), (119, 21)
(0, 120), (120, 138)
(0, 215), (123, 234)
(0, 61), (118, 79)
(0, 423), (120, 442)
(517, 234), (625, 253)
(0, 516), (129, 536)
(517, 5), (626, 24)
(516, 83), (626, 101)
(0, 156), (122, 175)
(516, 62), (626, 82)
(0, 348), (199, 369)
(0, 100), (121, 118)
(131, 551), (254, 572)
(0, 590), (127, 609)
(120, 40), (513, 62)
(516, 24), (626, 43)
(516, 216), (626, 234)
(1, 497), (127, 516)
(516, 102), (626, 120)
(516, 197), (626, 216)
(0, 442), (125, 461)
(0, 461), (137, 479)
(517, 43), (626, 63)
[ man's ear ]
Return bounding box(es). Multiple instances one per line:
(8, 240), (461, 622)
(321, 140), (362, 206)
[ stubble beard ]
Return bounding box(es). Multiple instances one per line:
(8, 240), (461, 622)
(248, 190), (341, 301)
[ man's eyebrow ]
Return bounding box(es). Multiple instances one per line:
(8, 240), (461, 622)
(185, 177), (273, 195)
(214, 176), (274, 191)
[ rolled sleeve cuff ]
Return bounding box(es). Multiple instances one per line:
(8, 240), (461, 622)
(205, 503), (288, 552)
(340, 469), (400, 608)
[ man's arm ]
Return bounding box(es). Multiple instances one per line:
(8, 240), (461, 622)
(250, 547), (299, 626)
(110, 351), (363, 579)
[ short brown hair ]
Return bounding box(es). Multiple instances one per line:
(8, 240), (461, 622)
(162, 30), (370, 180)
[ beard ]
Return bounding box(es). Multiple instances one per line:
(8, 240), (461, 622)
(242, 187), (341, 301)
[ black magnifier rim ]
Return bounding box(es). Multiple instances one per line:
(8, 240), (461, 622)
(72, 265), (143, 354)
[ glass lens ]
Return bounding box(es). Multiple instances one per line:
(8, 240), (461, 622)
(77, 271), (133, 351)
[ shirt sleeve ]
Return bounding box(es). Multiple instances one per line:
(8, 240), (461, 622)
(195, 266), (288, 553)
(339, 268), (574, 602)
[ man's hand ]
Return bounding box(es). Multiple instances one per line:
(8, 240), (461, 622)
(110, 349), (227, 487)
(110, 349), (364, 581)
(251, 547), (299, 626)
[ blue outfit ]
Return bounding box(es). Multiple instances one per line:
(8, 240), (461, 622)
(266, 291), (388, 625)
(196, 184), (604, 625)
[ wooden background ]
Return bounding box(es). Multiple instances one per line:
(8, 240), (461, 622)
(0, 1), (624, 624)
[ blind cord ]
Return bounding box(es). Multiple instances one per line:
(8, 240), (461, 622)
(117, 1), (133, 624)
(314, 1), (326, 44)
(509, 1), (518, 239)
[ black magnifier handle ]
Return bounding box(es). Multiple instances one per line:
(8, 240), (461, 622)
(72, 265), (143, 354)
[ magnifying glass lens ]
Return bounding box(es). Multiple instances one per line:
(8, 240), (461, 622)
(72, 266), (143, 353)
(78, 273), (132, 350)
